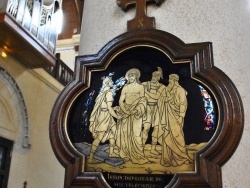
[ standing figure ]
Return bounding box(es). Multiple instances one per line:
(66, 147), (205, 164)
(158, 74), (192, 167)
(88, 76), (120, 163)
(116, 68), (149, 164)
(142, 67), (165, 154)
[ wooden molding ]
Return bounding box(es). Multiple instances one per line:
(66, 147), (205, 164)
(49, 29), (244, 187)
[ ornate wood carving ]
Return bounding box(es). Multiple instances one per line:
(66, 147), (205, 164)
(49, 29), (244, 188)
(117, 0), (164, 30)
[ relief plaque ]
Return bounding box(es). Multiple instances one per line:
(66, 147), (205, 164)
(49, 29), (244, 188)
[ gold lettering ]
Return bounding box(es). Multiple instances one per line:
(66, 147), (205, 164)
(108, 174), (164, 187)
(155, 177), (163, 181)
(138, 19), (143, 27)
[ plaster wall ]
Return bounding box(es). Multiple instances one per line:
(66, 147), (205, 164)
(58, 49), (76, 70)
(0, 54), (64, 188)
(79, 0), (250, 187)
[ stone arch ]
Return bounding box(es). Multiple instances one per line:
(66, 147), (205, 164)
(0, 67), (31, 152)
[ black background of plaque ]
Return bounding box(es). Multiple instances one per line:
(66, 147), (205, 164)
(67, 46), (217, 145)
(102, 173), (174, 188)
(67, 46), (217, 187)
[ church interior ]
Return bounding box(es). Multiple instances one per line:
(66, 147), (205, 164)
(0, 0), (249, 187)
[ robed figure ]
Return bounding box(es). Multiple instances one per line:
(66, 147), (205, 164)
(159, 74), (192, 167)
(116, 68), (149, 164)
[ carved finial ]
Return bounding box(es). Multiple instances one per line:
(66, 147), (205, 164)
(117, 0), (164, 31)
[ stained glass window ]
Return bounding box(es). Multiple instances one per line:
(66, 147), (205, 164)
(199, 85), (215, 130)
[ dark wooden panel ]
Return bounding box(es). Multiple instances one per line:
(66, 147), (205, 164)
(49, 29), (244, 188)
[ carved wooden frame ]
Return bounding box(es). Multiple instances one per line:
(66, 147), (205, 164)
(49, 29), (244, 188)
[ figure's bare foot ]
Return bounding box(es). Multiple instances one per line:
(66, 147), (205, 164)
(146, 160), (151, 164)
(88, 157), (100, 164)
(150, 149), (160, 155)
(163, 164), (171, 167)
(124, 157), (130, 162)
(184, 160), (191, 165)
(109, 153), (120, 158)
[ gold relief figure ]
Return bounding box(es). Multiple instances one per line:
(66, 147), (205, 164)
(158, 74), (207, 167)
(85, 71), (207, 174)
(116, 68), (150, 164)
(88, 76), (121, 163)
(142, 67), (166, 155)
(158, 74), (192, 167)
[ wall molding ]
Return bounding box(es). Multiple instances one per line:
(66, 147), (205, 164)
(0, 67), (31, 153)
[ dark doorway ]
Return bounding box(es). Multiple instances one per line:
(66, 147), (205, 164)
(0, 137), (13, 188)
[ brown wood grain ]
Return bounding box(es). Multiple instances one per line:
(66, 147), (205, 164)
(49, 29), (244, 188)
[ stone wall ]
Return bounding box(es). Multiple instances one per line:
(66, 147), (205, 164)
(0, 54), (64, 188)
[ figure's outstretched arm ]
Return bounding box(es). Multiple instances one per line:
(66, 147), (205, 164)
(107, 101), (121, 119)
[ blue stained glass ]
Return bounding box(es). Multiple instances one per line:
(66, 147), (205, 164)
(112, 76), (127, 96)
(81, 90), (95, 137)
(199, 85), (215, 130)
